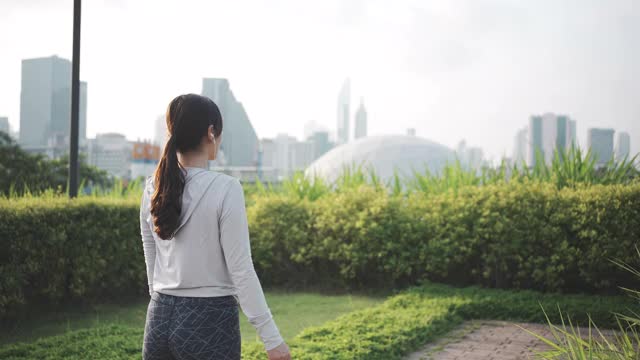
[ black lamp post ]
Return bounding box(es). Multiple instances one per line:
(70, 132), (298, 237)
(69, 0), (81, 197)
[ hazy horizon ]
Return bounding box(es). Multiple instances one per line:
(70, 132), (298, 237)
(0, 0), (638, 160)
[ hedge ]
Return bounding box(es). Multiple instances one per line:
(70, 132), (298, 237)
(0, 197), (144, 319)
(1, 181), (639, 318)
(249, 181), (640, 293)
(0, 283), (636, 359)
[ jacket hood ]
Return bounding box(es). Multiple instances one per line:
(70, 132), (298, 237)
(145, 167), (221, 238)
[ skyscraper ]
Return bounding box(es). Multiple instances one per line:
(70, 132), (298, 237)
(354, 98), (367, 139)
(201, 78), (259, 167)
(19, 55), (87, 151)
(615, 131), (631, 161)
(336, 79), (350, 145)
(308, 130), (332, 160)
(587, 128), (615, 167)
(153, 114), (168, 153)
(513, 127), (528, 165)
(0, 117), (9, 135)
(274, 133), (296, 179)
(528, 113), (575, 166)
(528, 115), (543, 166)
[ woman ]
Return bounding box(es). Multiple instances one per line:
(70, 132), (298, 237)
(139, 94), (291, 360)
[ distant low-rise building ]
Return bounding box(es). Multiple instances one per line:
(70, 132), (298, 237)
(88, 133), (132, 179)
(130, 141), (160, 179)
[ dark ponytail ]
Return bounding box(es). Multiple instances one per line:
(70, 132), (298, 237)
(150, 94), (223, 240)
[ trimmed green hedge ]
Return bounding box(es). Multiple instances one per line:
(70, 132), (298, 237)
(1, 182), (639, 318)
(0, 283), (636, 359)
(249, 182), (640, 293)
(0, 197), (144, 319)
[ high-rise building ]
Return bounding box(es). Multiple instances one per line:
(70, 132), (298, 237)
(153, 114), (168, 153)
(354, 98), (367, 139)
(513, 127), (528, 165)
(308, 130), (331, 159)
(256, 138), (281, 182)
(456, 140), (468, 165)
(337, 79), (350, 145)
(269, 133), (319, 180)
(292, 140), (315, 171)
(0, 117), (9, 135)
(19, 55), (87, 152)
(87, 133), (132, 178)
(615, 131), (631, 161)
(202, 78), (258, 167)
(467, 147), (484, 171)
(528, 113), (575, 166)
(455, 140), (484, 170)
(528, 115), (543, 166)
(259, 138), (277, 169)
(275, 133), (296, 179)
(587, 128), (615, 167)
(304, 120), (327, 140)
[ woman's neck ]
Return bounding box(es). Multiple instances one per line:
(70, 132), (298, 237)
(177, 152), (208, 169)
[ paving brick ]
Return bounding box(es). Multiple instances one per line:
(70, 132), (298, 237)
(404, 321), (607, 360)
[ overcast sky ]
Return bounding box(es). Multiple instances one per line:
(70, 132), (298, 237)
(0, 0), (638, 160)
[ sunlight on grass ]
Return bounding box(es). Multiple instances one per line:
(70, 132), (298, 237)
(0, 290), (384, 346)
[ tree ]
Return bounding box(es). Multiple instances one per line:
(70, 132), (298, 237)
(0, 131), (113, 196)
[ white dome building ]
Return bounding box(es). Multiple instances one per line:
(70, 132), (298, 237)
(305, 135), (455, 184)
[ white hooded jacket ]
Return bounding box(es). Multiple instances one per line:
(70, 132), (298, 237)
(139, 167), (283, 350)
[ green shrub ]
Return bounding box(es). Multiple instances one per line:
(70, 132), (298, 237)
(0, 197), (145, 319)
(526, 248), (640, 359)
(1, 182), (639, 318)
(246, 195), (315, 286)
(1, 283), (635, 360)
(247, 181), (640, 293)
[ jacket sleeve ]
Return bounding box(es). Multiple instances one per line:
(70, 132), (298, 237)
(219, 179), (284, 351)
(140, 181), (156, 296)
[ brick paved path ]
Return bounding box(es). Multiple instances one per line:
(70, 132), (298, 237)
(405, 320), (573, 360)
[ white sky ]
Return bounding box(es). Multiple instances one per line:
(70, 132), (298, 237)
(0, 0), (638, 160)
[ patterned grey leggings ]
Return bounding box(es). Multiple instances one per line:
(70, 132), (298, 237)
(143, 292), (241, 360)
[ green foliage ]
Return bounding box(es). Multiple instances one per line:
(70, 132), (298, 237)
(1, 181), (638, 320)
(0, 131), (114, 196)
(0, 283), (635, 360)
(526, 248), (640, 359)
(248, 181), (640, 293)
(0, 197), (145, 319)
(280, 171), (330, 201)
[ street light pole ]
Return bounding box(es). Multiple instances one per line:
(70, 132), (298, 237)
(69, 0), (81, 198)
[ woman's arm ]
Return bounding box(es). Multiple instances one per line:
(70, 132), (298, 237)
(140, 183), (156, 295)
(219, 179), (284, 351)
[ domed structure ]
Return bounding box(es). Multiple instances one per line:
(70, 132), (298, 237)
(305, 135), (455, 183)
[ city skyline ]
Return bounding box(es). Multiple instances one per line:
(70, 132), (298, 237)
(1, 0), (639, 160)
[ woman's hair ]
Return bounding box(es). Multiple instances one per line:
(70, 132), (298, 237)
(150, 94), (223, 240)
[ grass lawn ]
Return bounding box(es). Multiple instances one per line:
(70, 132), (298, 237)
(1, 283), (636, 359)
(0, 289), (386, 346)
